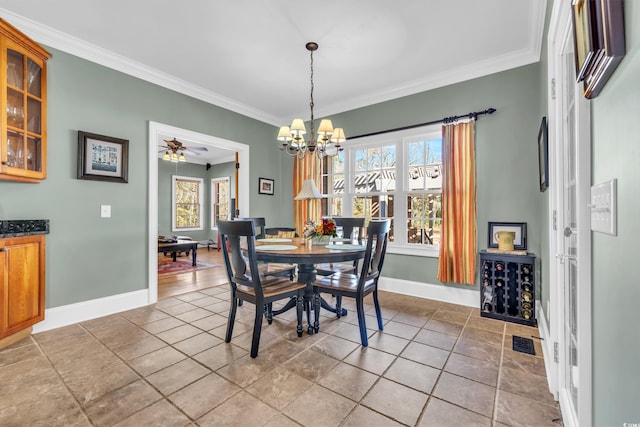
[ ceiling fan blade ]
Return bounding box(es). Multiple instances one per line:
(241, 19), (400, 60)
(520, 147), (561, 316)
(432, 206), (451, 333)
(186, 146), (208, 151)
(184, 149), (200, 155)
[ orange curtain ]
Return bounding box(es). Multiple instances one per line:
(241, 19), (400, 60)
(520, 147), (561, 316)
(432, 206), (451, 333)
(437, 121), (477, 285)
(293, 154), (321, 234)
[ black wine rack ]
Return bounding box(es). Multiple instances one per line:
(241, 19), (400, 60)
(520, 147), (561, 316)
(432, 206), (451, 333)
(479, 251), (536, 326)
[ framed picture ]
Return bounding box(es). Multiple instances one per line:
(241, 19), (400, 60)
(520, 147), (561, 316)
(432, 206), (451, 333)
(258, 177), (274, 195)
(77, 131), (129, 183)
(538, 116), (548, 192)
(571, 0), (625, 99)
(488, 222), (527, 250)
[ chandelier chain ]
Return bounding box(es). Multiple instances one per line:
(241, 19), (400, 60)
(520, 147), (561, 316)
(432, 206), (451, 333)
(309, 47), (315, 150)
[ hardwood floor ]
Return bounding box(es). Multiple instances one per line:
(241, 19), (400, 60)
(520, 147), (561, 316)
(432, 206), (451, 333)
(158, 247), (228, 300)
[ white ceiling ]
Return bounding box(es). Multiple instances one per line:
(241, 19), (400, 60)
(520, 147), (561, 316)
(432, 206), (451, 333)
(0, 1), (546, 165)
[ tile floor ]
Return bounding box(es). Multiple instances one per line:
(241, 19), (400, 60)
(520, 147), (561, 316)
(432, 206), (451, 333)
(0, 286), (562, 426)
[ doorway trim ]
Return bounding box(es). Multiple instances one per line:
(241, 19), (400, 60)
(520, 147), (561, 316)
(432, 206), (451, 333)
(147, 121), (250, 303)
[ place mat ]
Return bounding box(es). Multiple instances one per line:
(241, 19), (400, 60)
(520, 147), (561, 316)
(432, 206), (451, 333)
(256, 238), (292, 243)
(256, 245), (298, 251)
(325, 244), (366, 250)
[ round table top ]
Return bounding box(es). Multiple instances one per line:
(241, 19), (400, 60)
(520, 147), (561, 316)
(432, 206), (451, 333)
(253, 237), (366, 264)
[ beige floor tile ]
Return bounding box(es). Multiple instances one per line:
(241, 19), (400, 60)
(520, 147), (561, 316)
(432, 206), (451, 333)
(383, 357), (441, 394)
(362, 377), (429, 425)
(158, 301), (200, 316)
(189, 313), (228, 331)
(444, 352), (499, 387)
(174, 307), (214, 323)
(431, 308), (470, 325)
(281, 348), (339, 382)
(172, 332), (223, 356)
(424, 318), (464, 336)
(193, 342), (246, 371)
(367, 331), (411, 355)
(245, 366), (313, 410)
(113, 399), (191, 427)
(146, 358), (210, 395)
(453, 337), (503, 364)
(331, 322), (375, 344)
(189, 296), (223, 308)
(433, 372), (496, 418)
(381, 320), (421, 340)
(311, 334), (360, 360)
(263, 413), (302, 427)
(495, 390), (562, 426)
(343, 405), (404, 427)
(111, 334), (167, 361)
(283, 384), (356, 427)
(418, 397), (491, 427)
(128, 346), (186, 377)
(467, 315), (506, 333)
(391, 312), (430, 328)
(413, 328), (458, 351)
(156, 324), (203, 344)
(501, 347), (547, 377)
(216, 354), (278, 388)
(318, 362), (379, 401)
(64, 362), (140, 405)
(168, 373), (240, 419)
(401, 341), (450, 370)
(140, 316), (186, 334)
(343, 346), (397, 375)
(83, 380), (162, 426)
(499, 366), (557, 406)
(0, 339), (42, 368)
(461, 325), (504, 347)
(197, 391), (279, 427)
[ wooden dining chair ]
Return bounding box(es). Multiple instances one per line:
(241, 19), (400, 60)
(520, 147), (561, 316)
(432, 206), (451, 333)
(234, 217), (296, 280)
(218, 220), (305, 358)
(311, 219), (391, 347)
(316, 217), (366, 276)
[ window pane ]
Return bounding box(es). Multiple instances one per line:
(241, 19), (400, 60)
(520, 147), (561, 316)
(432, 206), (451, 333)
(176, 178), (201, 229)
(407, 193), (441, 245)
(407, 138), (442, 191)
(353, 195), (394, 242)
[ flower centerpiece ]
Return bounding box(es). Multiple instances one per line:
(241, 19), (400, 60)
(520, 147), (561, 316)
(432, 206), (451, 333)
(303, 218), (337, 245)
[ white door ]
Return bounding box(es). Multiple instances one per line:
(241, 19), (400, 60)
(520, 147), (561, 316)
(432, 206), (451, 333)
(550, 4), (592, 427)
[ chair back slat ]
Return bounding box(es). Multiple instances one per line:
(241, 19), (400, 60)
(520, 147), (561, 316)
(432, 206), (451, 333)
(235, 217), (266, 239)
(218, 220), (264, 298)
(358, 219), (391, 290)
(334, 217), (365, 243)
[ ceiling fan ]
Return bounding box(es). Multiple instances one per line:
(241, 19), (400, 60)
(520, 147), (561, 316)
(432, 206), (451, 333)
(160, 138), (208, 162)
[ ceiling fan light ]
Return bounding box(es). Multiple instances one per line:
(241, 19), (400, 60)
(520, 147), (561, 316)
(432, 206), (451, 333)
(171, 152), (178, 163)
(163, 151), (170, 161)
(178, 152), (186, 162)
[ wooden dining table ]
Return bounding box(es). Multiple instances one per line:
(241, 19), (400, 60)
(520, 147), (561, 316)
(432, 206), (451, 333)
(253, 237), (366, 334)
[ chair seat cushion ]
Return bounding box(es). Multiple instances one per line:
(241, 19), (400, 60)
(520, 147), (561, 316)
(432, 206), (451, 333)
(315, 263), (356, 276)
(314, 272), (375, 293)
(237, 279), (305, 298)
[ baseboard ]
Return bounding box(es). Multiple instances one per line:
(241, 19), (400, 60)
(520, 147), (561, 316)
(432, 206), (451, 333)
(32, 289), (150, 334)
(536, 300), (557, 397)
(378, 276), (478, 308)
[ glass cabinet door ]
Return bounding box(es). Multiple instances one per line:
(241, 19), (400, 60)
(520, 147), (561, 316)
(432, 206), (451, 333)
(3, 45), (47, 177)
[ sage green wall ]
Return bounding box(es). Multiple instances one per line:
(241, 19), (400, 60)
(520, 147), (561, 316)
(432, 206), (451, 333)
(329, 64), (542, 290)
(590, 1), (640, 424)
(0, 47), (292, 308)
(537, 0), (553, 328)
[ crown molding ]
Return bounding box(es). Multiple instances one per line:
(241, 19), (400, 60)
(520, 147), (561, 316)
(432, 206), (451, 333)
(0, 9), (281, 126)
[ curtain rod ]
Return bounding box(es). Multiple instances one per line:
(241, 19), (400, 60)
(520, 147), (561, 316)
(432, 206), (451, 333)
(346, 107), (496, 140)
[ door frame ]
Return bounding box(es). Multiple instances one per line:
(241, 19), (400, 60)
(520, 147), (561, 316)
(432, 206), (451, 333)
(147, 121), (250, 303)
(547, 2), (593, 426)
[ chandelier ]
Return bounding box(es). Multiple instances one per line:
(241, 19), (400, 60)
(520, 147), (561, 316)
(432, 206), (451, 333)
(162, 148), (186, 163)
(277, 42), (346, 159)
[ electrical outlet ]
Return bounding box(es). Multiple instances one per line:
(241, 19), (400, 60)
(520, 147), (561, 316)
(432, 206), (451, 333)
(101, 205), (111, 218)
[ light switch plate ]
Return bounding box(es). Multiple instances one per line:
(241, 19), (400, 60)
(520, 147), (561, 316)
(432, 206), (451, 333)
(590, 179), (616, 235)
(101, 205), (111, 218)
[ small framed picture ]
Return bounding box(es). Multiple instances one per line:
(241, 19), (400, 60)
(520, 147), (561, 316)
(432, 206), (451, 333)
(488, 222), (527, 250)
(258, 177), (274, 195)
(77, 131), (129, 183)
(538, 117), (549, 192)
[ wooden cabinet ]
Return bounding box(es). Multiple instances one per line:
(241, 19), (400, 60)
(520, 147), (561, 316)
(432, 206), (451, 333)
(0, 18), (51, 183)
(479, 250), (536, 326)
(0, 234), (45, 339)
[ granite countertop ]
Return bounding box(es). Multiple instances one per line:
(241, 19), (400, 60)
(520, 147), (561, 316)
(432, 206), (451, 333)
(0, 220), (49, 238)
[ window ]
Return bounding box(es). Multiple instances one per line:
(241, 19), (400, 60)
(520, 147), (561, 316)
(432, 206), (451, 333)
(322, 125), (442, 256)
(172, 175), (204, 231)
(211, 177), (230, 229)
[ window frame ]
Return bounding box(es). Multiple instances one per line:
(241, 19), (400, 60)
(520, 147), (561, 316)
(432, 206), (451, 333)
(172, 175), (204, 232)
(323, 124), (442, 257)
(211, 176), (231, 230)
